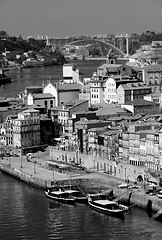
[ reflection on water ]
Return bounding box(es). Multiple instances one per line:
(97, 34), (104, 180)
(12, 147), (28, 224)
(1, 60), (162, 239)
(0, 172), (162, 240)
(4, 60), (104, 98)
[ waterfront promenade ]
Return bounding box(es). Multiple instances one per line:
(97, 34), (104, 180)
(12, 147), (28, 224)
(0, 149), (122, 187)
(1, 148), (162, 218)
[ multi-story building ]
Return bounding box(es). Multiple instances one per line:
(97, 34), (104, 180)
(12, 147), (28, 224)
(90, 79), (105, 105)
(144, 91), (162, 107)
(12, 109), (40, 155)
(57, 99), (89, 136)
(79, 83), (91, 107)
(40, 114), (53, 146)
(96, 103), (130, 122)
(63, 63), (80, 83)
(104, 77), (117, 103)
(96, 63), (133, 79)
(83, 75), (143, 106)
(27, 93), (55, 113)
(119, 121), (162, 182)
(117, 83), (152, 104)
(63, 110), (98, 152)
(43, 81), (82, 106)
(142, 64), (162, 92)
(121, 99), (160, 115)
(74, 118), (112, 154)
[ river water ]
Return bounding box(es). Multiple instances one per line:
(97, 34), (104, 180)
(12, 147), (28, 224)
(1, 60), (162, 239)
(0, 172), (162, 240)
(2, 60), (104, 98)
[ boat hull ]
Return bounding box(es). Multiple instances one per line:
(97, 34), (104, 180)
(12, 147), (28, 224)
(74, 196), (88, 204)
(88, 201), (125, 217)
(45, 191), (76, 205)
(0, 76), (11, 85)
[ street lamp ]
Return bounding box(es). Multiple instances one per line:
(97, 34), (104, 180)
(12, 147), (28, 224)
(124, 168), (127, 182)
(34, 161), (37, 174)
(52, 168), (55, 180)
(20, 150), (23, 168)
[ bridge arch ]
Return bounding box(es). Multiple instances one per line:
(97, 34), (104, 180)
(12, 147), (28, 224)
(61, 38), (127, 57)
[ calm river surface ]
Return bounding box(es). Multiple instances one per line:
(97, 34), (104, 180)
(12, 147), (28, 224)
(2, 60), (104, 98)
(1, 60), (162, 239)
(0, 172), (162, 240)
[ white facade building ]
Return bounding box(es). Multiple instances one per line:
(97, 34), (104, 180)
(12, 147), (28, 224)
(90, 80), (105, 105)
(104, 78), (117, 103)
(63, 64), (80, 83)
(43, 82), (58, 106)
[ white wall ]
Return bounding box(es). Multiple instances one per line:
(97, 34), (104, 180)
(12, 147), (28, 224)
(121, 104), (134, 114)
(63, 64), (80, 83)
(27, 93), (34, 105)
(104, 78), (117, 103)
(63, 64), (73, 78)
(117, 85), (125, 104)
(43, 82), (58, 106)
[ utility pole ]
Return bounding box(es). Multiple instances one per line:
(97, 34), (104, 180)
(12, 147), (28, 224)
(125, 34), (130, 57)
(20, 149), (23, 168)
(34, 161), (36, 174)
(52, 168), (54, 180)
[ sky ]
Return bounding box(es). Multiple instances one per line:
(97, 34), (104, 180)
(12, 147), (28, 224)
(0, 0), (162, 38)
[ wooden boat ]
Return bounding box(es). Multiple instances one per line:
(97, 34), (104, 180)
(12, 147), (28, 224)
(58, 183), (88, 204)
(45, 189), (76, 205)
(88, 194), (129, 217)
(0, 69), (11, 85)
(63, 189), (88, 204)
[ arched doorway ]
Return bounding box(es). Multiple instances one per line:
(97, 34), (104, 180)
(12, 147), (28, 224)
(137, 175), (143, 182)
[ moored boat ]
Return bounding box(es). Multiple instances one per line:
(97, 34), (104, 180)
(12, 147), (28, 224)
(88, 193), (129, 217)
(0, 69), (12, 85)
(45, 189), (76, 205)
(63, 189), (88, 204)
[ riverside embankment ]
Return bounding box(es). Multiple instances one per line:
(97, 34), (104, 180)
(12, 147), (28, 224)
(1, 153), (162, 217)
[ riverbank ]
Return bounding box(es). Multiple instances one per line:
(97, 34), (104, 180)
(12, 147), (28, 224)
(1, 152), (162, 219)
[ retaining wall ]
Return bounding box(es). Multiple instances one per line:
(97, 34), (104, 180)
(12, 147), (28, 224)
(1, 162), (162, 214)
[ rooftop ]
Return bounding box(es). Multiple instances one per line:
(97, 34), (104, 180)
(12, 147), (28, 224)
(23, 108), (40, 113)
(119, 83), (151, 90)
(57, 83), (82, 91)
(123, 99), (156, 106)
(98, 63), (122, 69)
(143, 64), (162, 71)
(26, 85), (43, 89)
(33, 93), (54, 99)
(96, 106), (126, 116)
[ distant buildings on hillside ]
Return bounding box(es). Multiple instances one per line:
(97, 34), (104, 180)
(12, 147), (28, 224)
(2, 49), (162, 184)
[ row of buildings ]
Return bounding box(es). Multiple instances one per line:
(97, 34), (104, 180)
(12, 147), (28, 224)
(2, 46), (162, 183)
(50, 114), (162, 184)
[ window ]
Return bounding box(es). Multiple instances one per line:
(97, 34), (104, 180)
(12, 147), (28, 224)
(44, 100), (47, 108)
(50, 100), (53, 108)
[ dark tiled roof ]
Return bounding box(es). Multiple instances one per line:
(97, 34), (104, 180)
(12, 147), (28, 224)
(120, 83), (150, 90)
(98, 63), (122, 69)
(57, 83), (82, 91)
(26, 85), (43, 89)
(33, 93), (54, 99)
(143, 64), (162, 71)
(124, 99), (156, 106)
(96, 106), (126, 116)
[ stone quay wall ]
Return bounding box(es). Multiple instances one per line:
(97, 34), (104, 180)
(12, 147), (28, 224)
(1, 159), (162, 216)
